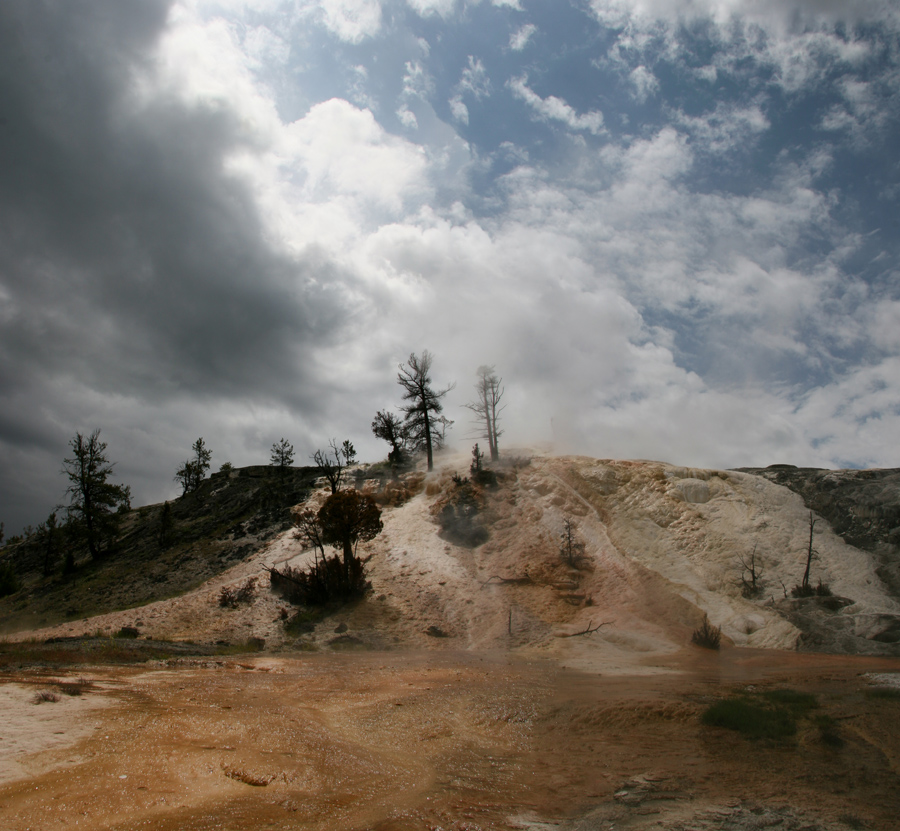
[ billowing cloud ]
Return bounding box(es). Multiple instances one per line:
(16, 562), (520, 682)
(1, 0), (899, 535)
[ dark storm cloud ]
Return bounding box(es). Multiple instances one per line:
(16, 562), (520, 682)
(0, 1), (342, 402)
(0, 1), (350, 531)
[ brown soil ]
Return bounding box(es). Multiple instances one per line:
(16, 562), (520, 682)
(1, 648), (899, 830)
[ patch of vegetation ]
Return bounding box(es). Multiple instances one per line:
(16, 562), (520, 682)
(435, 474), (489, 547)
(866, 686), (900, 700)
(702, 687), (819, 741)
(33, 689), (60, 704)
(218, 578), (257, 608)
(0, 636), (234, 668)
(270, 557), (369, 606)
(56, 676), (93, 696)
(0, 466), (317, 634)
(791, 580), (833, 598)
(691, 615), (721, 650)
(469, 444), (498, 488)
(559, 517), (587, 568)
(814, 714), (844, 747)
(702, 698), (797, 739)
(761, 688), (818, 710)
(0, 561), (19, 598)
(114, 626), (140, 639)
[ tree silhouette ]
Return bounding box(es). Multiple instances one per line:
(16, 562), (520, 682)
(318, 489), (383, 579)
(62, 429), (129, 559)
(372, 410), (407, 467)
(175, 437), (212, 495)
(465, 365), (504, 462)
(312, 438), (356, 494)
(397, 351), (453, 471)
(270, 438), (294, 482)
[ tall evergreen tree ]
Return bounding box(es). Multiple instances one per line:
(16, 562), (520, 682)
(270, 438), (295, 482)
(397, 351), (454, 472)
(62, 429), (129, 559)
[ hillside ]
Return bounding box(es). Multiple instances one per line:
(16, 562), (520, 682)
(0, 465), (317, 635)
(6, 452), (899, 665)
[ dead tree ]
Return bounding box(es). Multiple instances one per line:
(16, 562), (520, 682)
(464, 365), (504, 462)
(311, 438), (356, 494)
(801, 512), (818, 592)
(737, 545), (765, 597)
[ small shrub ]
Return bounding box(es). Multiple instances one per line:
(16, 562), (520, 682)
(790, 582), (816, 598)
(33, 689), (60, 704)
(57, 677), (92, 696)
(702, 697), (797, 739)
(436, 477), (488, 547)
(814, 714), (844, 747)
(219, 578), (257, 608)
(791, 581), (832, 598)
(115, 626), (140, 639)
(469, 444), (498, 488)
(691, 615), (721, 650)
(270, 557), (368, 606)
(761, 688), (818, 712)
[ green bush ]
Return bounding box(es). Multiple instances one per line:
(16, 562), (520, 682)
(761, 688), (818, 712)
(702, 698), (797, 739)
(702, 687), (819, 740)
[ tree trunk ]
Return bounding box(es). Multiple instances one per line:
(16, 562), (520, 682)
(423, 411), (433, 471)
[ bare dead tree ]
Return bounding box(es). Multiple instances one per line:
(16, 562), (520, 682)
(293, 508), (326, 562)
(311, 438), (357, 494)
(791, 511), (830, 597)
(464, 365), (504, 462)
(801, 512), (818, 591)
(737, 544), (765, 597)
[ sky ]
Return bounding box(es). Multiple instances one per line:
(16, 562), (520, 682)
(2, 0), (900, 535)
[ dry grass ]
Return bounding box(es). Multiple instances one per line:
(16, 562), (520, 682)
(32, 689), (60, 704)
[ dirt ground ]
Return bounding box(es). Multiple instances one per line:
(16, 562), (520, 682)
(1, 647), (899, 831)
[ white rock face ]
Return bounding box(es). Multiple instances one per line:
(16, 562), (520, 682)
(674, 479), (710, 504)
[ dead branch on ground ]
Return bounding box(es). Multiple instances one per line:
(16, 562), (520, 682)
(557, 620), (612, 637)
